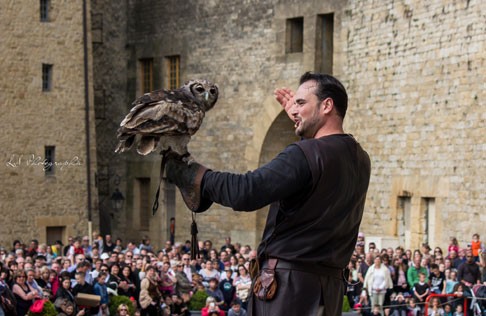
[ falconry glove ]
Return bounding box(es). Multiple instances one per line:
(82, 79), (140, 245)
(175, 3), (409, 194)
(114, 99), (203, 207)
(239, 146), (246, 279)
(166, 156), (213, 213)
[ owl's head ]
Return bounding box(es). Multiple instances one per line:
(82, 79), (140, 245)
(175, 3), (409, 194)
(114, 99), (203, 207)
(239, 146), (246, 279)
(183, 79), (218, 112)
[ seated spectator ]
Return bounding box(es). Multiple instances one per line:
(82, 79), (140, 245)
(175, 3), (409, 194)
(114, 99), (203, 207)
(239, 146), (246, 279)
(428, 297), (444, 316)
(407, 298), (421, 316)
(227, 299), (247, 316)
(206, 278), (224, 307)
(201, 296), (225, 316)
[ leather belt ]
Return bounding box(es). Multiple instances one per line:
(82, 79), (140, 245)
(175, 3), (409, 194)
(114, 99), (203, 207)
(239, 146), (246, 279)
(262, 258), (342, 280)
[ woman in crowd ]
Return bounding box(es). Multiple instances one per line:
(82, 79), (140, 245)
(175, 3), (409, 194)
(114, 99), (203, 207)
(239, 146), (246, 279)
(118, 265), (137, 298)
(201, 296), (225, 316)
(55, 276), (76, 306)
(199, 259), (220, 288)
(392, 256), (409, 295)
(12, 270), (37, 316)
(233, 264), (251, 310)
(139, 266), (162, 316)
(363, 255), (393, 313)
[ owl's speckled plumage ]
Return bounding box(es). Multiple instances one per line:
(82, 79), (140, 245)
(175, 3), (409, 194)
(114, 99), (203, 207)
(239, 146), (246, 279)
(115, 79), (218, 156)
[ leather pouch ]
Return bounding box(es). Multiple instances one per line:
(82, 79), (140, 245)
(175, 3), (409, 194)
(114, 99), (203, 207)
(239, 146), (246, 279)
(253, 258), (278, 301)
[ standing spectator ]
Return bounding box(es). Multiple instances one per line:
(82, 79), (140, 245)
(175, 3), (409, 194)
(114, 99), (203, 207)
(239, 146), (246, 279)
(470, 233), (482, 262)
(139, 266), (162, 316)
(206, 278), (225, 308)
(448, 250), (462, 269)
(407, 255), (429, 289)
(118, 266), (137, 298)
(448, 237), (460, 257)
(363, 255), (393, 312)
(169, 218), (176, 246)
(173, 261), (192, 302)
(93, 272), (109, 316)
(429, 263), (446, 294)
(72, 271), (97, 315)
(199, 259), (220, 287)
(102, 235), (115, 254)
(393, 257), (409, 294)
(81, 237), (92, 258)
(346, 260), (360, 306)
(55, 277), (76, 306)
(233, 265), (251, 311)
(12, 270), (37, 316)
(181, 253), (196, 283)
(412, 272), (430, 306)
(457, 250), (481, 287)
(358, 253), (374, 285)
(444, 270), (458, 294)
(219, 268), (236, 310)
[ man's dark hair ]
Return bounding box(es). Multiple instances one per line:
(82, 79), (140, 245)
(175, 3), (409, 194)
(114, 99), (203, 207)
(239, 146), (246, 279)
(299, 72), (348, 119)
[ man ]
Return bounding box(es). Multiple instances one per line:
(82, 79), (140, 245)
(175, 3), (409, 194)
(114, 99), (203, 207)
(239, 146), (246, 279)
(166, 72), (371, 315)
(407, 255), (428, 289)
(181, 253), (196, 282)
(457, 250), (481, 287)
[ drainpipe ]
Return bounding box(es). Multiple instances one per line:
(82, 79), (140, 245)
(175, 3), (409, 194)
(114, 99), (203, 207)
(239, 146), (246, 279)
(82, 0), (93, 242)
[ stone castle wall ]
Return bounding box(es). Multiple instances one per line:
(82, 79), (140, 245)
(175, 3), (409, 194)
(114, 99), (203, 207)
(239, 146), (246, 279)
(0, 0), (99, 246)
(115, 0), (484, 250)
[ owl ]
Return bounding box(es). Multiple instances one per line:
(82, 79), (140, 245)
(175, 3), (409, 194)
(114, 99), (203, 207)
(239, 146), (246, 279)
(115, 79), (218, 157)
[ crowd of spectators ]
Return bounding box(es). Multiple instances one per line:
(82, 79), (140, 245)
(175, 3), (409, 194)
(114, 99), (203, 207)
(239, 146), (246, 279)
(0, 232), (484, 316)
(0, 234), (253, 316)
(348, 233), (486, 316)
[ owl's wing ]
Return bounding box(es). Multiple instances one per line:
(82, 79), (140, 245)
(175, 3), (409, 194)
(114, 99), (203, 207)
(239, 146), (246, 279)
(115, 89), (204, 154)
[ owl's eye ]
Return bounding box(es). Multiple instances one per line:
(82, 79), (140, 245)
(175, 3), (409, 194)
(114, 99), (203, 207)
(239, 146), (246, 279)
(195, 86), (205, 93)
(209, 88), (217, 95)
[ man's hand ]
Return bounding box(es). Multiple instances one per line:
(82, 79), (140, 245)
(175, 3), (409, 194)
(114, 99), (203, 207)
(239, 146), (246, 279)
(274, 87), (296, 122)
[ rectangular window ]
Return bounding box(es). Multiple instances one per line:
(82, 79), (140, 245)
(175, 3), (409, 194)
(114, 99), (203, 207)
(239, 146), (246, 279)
(140, 58), (153, 93)
(166, 55), (180, 89)
(42, 64), (53, 91)
(40, 0), (50, 22)
(46, 226), (65, 246)
(45, 146), (55, 175)
(316, 13), (334, 73)
(396, 196), (411, 249)
(421, 197), (436, 246)
(286, 17), (304, 53)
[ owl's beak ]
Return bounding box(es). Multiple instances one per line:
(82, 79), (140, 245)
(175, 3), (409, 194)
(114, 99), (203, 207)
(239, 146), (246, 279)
(204, 91), (209, 101)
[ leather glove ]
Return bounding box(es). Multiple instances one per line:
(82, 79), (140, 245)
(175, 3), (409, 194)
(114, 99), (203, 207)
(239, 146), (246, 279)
(166, 156), (213, 213)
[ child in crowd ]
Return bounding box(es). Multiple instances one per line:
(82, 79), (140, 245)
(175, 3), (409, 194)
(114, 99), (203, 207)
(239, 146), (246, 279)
(428, 297), (444, 316)
(407, 298), (421, 316)
(413, 272), (430, 306)
(443, 304), (453, 316)
(470, 233), (482, 262)
(453, 304), (463, 316)
(227, 299), (247, 316)
(444, 270), (458, 294)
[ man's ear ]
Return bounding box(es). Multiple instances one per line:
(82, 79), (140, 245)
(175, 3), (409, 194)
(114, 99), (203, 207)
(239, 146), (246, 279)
(321, 97), (334, 114)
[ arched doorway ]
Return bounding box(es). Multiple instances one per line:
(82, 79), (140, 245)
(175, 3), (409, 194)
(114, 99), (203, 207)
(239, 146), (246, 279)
(255, 111), (299, 240)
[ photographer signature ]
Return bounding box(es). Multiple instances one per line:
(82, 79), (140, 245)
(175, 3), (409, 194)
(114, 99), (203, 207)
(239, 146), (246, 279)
(6, 154), (82, 171)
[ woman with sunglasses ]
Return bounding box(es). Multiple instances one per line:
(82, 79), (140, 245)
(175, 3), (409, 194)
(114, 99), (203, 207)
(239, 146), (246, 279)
(12, 270), (37, 316)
